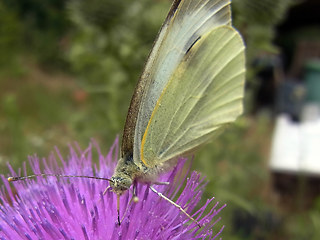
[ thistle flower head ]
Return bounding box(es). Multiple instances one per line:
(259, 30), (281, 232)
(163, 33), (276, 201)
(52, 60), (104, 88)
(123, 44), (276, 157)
(0, 138), (224, 239)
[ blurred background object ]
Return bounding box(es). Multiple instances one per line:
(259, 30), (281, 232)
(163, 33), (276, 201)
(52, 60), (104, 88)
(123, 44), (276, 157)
(1, 0), (320, 239)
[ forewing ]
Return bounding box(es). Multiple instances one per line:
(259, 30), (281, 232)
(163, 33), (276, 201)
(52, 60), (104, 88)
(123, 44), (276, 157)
(131, 0), (232, 164)
(140, 26), (246, 167)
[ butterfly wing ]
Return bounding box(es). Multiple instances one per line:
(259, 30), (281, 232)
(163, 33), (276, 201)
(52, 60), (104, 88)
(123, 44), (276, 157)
(140, 26), (245, 167)
(122, 0), (232, 164)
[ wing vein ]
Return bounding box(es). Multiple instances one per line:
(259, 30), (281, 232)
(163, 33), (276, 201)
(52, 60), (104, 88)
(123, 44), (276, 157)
(167, 33), (241, 138)
(155, 2), (231, 153)
(159, 31), (244, 158)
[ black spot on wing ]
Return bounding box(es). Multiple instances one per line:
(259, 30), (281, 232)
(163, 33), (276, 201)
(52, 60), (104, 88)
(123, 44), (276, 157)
(186, 36), (201, 54)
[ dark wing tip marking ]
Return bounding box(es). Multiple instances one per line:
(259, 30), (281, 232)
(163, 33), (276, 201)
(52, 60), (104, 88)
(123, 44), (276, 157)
(186, 36), (202, 54)
(166, 0), (182, 22)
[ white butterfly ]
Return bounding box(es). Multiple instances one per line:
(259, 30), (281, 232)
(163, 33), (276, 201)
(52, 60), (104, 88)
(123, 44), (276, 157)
(111, 0), (245, 195)
(8, 0), (246, 227)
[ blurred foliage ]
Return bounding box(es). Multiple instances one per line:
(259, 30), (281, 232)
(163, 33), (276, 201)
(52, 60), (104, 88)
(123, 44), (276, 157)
(0, 2), (23, 76)
(233, 0), (296, 64)
(1, 0), (320, 239)
(0, 66), (81, 171)
(277, 25), (320, 69)
(1, 0), (70, 70)
(66, 0), (171, 143)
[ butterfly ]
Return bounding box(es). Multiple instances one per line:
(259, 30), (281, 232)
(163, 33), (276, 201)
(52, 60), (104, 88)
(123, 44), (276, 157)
(109, 0), (245, 224)
(8, 0), (245, 226)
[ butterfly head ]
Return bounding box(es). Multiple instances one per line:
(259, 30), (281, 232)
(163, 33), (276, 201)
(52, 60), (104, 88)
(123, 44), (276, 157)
(110, 174), (132, 195)
(110, 157), (140, 195)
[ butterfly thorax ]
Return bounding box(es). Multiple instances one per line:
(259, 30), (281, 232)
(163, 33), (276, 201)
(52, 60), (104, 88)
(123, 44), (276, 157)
(110, 155), (170, 195)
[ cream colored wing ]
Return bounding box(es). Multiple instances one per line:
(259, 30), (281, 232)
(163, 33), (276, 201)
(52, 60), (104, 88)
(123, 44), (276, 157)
(132, 0), (232, 165)
(140, 26), (245, 167)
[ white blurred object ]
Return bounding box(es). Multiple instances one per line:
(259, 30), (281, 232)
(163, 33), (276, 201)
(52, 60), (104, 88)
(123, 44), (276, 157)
(270, 113), (320, 175)
(301, 103), (320, 122)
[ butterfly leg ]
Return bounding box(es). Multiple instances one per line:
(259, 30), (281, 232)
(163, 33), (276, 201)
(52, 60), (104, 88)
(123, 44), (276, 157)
(102, 186), (111, 196)
(152, 181), (170, 185)
(118, 183), (140, 224)
(132, 183), (139, 203)
(149, 186), (201, 228)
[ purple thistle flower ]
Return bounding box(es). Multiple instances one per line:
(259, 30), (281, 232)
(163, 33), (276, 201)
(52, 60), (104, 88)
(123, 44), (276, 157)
(0, 138), (225, 240)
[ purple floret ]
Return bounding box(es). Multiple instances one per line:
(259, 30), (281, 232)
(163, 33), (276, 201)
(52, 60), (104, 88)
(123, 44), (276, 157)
(0, 138), (224, 240)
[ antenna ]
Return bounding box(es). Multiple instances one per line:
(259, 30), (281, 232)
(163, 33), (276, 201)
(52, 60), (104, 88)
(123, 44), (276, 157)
(8, 174), (113, 182)
(8, 174), (202, 228)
